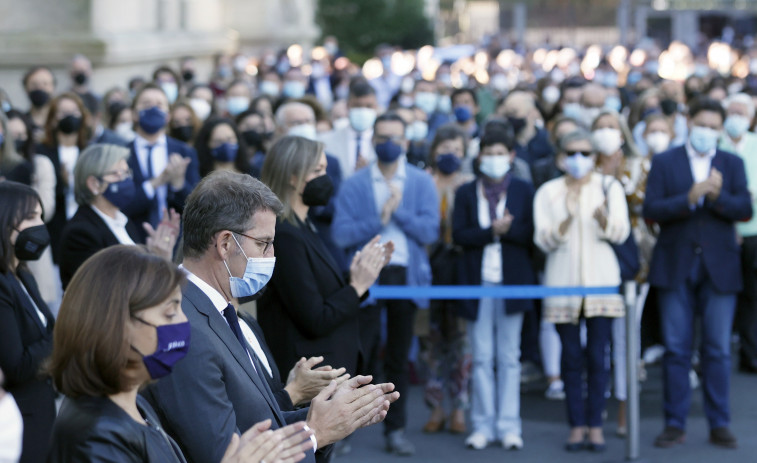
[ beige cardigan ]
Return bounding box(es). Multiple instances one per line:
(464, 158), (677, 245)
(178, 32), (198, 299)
(533, 172), (630, 324)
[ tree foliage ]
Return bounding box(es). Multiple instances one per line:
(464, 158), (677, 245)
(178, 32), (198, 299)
(316, 0), (434, 62)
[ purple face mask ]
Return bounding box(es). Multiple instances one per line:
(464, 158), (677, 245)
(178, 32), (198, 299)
(132, 318), (191, 379)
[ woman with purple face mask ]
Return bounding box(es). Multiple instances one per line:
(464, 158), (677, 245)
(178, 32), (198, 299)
(533, 129), (630, 453)
(48, 245), (315, 463)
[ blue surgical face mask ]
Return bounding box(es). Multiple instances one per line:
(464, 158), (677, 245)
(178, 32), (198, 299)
(225, 234), (276, 298)
(226, 96), (250, 116)
(375, 139), (403, 164)
(349, 107), (377, 132)
(435, 153), (462, 174)
(282, 81), (306, 99)
(211, 143), (239, 163)
(689, 125), (719, 154)
(454, 105), (473, 123)
(101, 177), (137, 210)
(724, 115), (751, 139)
(131, 318), (191, 380)
(161, 82), (179, 104)
(436, 95), (452, 114)
(138, 106), (167, 134)
(414, 92), (438, 114)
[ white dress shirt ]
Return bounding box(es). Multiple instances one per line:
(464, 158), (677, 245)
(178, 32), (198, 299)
(91, 206), (136, 245)
(476, 181), (505, 284)
(182, 267), (272, 377)
(58, 145), (80, 219)
(686, 141), (716, 207)
(134, 134), (168, 216)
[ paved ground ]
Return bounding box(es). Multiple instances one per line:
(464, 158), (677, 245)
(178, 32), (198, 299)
(336, 362), (757, 463)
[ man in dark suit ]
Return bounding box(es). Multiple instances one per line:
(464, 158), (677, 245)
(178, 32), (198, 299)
(643, 98), (752, 450)
(121, 83), (200, 239)
(143, 171), (398, 463)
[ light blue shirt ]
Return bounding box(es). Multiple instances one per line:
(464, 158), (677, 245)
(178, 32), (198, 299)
(371, 158), (409, 266)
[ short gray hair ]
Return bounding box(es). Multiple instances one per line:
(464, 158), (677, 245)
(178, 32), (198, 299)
(724, 92), (756, 119)
(182, 171), (283, 259)
(558, 128), (592, 152)
(274, 101), (314, 128)
(74, 144), (131, 206)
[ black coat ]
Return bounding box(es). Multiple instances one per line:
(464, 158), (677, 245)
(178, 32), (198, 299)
(48, 395), (186, 463)
(258, 217), (365, 377)
(59, 204), (141, 289)
(0, 268), (56, 463)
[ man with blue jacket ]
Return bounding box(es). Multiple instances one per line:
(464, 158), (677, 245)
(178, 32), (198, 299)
(644, 98), (752, 450)
(332, 112), (440, 456)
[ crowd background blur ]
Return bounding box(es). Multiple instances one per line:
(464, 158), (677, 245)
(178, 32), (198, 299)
(4, 0), (757, 460)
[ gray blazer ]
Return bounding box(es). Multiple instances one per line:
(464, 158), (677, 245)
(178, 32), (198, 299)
(142, 281), (313, 463)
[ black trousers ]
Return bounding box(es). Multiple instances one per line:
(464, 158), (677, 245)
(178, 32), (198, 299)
(358, 265), (417, 434)
(737, 236), (757, 365)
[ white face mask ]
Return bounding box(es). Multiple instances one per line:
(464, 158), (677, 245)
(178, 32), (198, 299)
(591, 127), (623, 156)
(406, 120), (428, 141)
(260, 80), (280, 97)
(645, 131), (671, 154)
(479, 155), (511, 179)
(542, 86), (561, 105)
(189, 98), (212, 121)
(582, 106), (602, 127)
(288, 123), (318, 141)
(115, 121), (136, 142)
(333, 117), (350, 130)
(348, 107), (377, 133)
(564, 152), (595, 179)
(0, 393), (23, 462)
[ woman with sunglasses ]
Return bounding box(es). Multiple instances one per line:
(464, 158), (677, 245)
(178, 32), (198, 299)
(533, 129), (630, 452)
(58, 143), (179, 289)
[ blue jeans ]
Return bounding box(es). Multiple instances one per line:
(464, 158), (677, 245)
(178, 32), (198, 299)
(556, 317), (613, 428)
(658, 256), (736, 430)
(468, 281), (524, 439)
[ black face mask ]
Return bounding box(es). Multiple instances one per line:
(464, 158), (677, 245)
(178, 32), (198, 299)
(171, 125), (194, 143)
(302, 174), (334, 207)
(14, 224), (50, 261)
(58, 115), (82, 135)
(263, 131), (274, 141)
(28, 89), (50, 108)
(660, 98), (678, 116)
(73, 72), (88, 86)
(182, 70), (195, 82)
(14, 138), (27, 153)
(242, 129), (264, 149)
(507, 116), (527, 135)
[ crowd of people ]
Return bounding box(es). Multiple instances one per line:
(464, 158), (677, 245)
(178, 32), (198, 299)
(1, 33), (757, 462)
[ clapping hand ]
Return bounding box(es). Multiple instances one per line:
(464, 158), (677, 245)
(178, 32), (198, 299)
(144, 208), (180, 259)
(349, 236), (393, 296)
(492, 209), (514, 236)
(284, 356), (349, 406)
(222, 419), (314, 463)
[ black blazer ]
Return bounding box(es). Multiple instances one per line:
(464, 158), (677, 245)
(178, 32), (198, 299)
(258, 217), (364, 377)
(37, 142), (70, 263)
(48, 395), (186, 463)
(452, 177), (537, 320)
(238, 311), (294, 411)
(142, 281), (313, 463)
(122, 136), (200, 240)
(0, 268), (56, 463)
(59, 204), (141, 289)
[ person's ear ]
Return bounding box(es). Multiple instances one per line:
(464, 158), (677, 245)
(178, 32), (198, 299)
(215, 230), (234, 261)
(86, 175), (102, 196)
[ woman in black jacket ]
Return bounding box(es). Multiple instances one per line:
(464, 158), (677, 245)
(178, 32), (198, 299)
(258, 136), (391, 381)
(48, 245), (314, 463)
(0, 181), (56, 463)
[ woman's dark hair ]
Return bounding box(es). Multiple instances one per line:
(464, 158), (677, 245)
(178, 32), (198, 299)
(251, 95), (275, 115)
(5, 109), (34, 163)
(688, 96), (727, 121)
(106, 101), (130, 130)
(429, 123), (466, 163)
(194, 116), (250, 177)
(480, 118), (516, 151)
(49, 245), (186, 398)
(0, 181), (42, 274)
(42, 92), (92, 150)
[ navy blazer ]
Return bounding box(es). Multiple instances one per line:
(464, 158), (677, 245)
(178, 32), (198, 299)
(122, 137), (200, 238)
(0, 268), (56, 463)
(643, 145), (752, 293)
(452, 177), (536, 320)
(142, 281), (313, 463)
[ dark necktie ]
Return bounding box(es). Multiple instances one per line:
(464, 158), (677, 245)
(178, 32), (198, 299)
(145, 144), (155, 179)
(222, 304), (248, 354)
(355, 134), (362, 164)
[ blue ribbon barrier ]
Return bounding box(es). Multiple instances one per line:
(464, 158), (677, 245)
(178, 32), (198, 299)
(370, 285), (620, 300)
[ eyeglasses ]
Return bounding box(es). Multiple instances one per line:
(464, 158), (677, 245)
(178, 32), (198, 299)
(99, 168), (133, 181)
(235, 231), (274, 255)
(565, 150), (593, 157)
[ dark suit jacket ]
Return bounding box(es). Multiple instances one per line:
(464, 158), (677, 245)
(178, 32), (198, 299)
(59, 204), (141, 289)
(643, 145), (752, 292)
(258, 217), (364, 377)
(452, 177), (536, 319)
(308, 154), (348, 272)
(238, 311), (294, 412)
(0, 268), (56, 463)
(142, 281), (313, 463)
(122, 136), (200, 238)
(37, 142), (70, 263)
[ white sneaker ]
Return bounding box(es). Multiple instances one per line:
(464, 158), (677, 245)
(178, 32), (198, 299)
(689, 369), (700, 390)
(502, 433), (524, 450)
(465, 432), (489, 450)
(545, 379), (566, 400)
